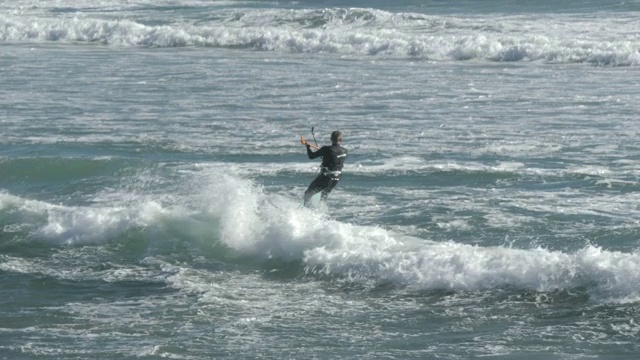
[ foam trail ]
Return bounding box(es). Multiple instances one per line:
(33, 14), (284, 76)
(187, 173), (640, 303)
(191, 172), (360, 260)
(4, 172), (640, 303)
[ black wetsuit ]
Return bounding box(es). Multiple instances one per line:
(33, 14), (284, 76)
(304, 143), (347, 207)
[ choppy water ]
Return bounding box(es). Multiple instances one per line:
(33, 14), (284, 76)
(2, 1), (640, 359)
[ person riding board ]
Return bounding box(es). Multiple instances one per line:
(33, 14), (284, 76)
(300, 130), (347, 208)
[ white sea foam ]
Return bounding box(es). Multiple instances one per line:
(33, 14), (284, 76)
(3, 170), (640, 302)
(1, 8), (639, 65)
(0, 191), (168, 245)
(303, 238), (640, 303)
(180, 172), (640, 302)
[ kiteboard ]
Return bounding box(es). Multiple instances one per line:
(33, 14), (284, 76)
(307, 192), (322, 208)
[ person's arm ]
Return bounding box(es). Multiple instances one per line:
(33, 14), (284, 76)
(307, 144), (323, 159)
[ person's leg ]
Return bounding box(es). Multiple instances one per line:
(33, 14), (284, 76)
(320, 179), (339, 202)
(304, 175), (329, 207)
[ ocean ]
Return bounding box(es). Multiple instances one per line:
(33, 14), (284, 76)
(1, 0), (640, 358)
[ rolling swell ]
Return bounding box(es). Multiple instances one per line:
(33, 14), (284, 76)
(2, 149), (640, 304)
(3, 171), (640, 305)
(1, 7), (639, 65)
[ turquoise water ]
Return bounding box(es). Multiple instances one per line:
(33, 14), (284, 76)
(2, 1), (640, 358)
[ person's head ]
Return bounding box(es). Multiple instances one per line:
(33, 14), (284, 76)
(331, 130), (343, 145)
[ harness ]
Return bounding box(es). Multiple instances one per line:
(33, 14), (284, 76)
(321, 167), (342, 181)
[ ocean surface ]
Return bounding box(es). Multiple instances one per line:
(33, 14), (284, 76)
(2, 0), (640, 359)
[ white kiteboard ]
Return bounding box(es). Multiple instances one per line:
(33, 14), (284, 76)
(308, 192), (322, 208)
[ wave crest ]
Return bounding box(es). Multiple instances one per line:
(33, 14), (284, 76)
(2, 9), (639, 65)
